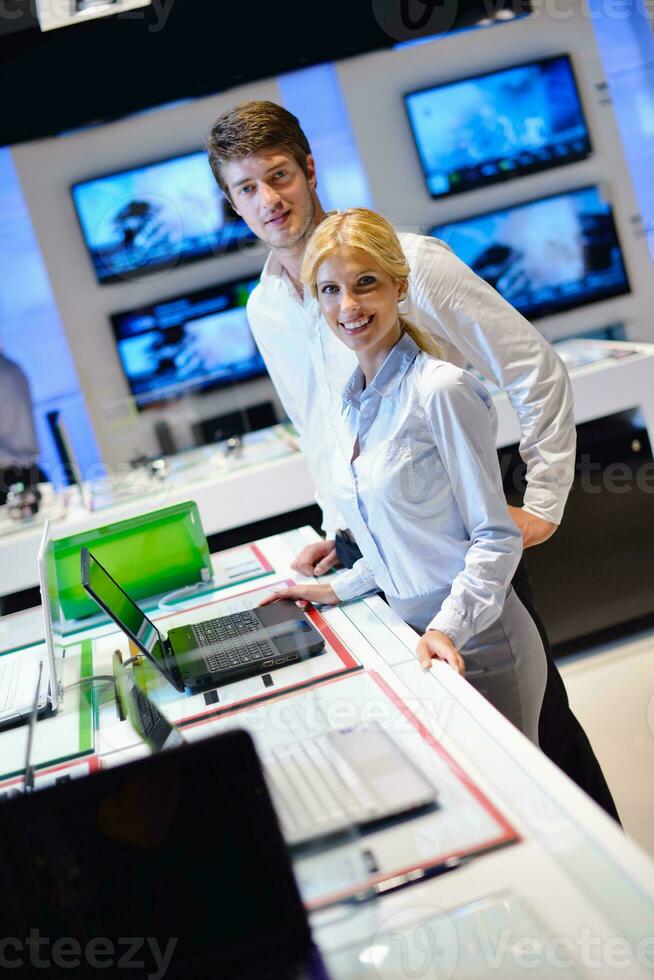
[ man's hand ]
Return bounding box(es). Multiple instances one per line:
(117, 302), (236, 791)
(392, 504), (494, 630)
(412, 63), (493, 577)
(508, 506), (558, 549)
(416, 630), (465, 675)
(259, 583), (339, 611)
(291, 539), (339, 576)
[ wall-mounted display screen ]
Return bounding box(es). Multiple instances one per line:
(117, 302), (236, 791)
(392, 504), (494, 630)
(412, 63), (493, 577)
(72, 151), (255, 283)
(405, 55), (592, 198)
(110, 276), (266, 409)
(430, 186), (630, 320)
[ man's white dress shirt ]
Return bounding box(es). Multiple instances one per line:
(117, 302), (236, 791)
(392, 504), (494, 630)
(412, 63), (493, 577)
(247, 232), (576, 535)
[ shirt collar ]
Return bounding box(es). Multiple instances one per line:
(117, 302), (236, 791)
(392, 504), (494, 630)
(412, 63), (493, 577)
(260, 249), (286, 284)
(342, 332), (420, 409)
(260, 249), (280, 279)
(260, 250), (319, 313)
(342, 365), (367, 410)
(260, 211), (340, 287)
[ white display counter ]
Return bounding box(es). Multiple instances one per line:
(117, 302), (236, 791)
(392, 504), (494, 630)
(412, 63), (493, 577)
(1, 524), (653, 978)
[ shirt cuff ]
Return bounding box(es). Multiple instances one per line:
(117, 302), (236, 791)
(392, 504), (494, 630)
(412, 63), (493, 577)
(331, 560), (378, 602)
(522, 484), (567, 526)
(426, 609), (473, 650)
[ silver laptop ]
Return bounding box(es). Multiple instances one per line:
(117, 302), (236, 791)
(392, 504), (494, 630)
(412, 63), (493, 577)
(0, 523), (61, 728)
(261, 725), (438, 847)
(121, 676), (438, 848)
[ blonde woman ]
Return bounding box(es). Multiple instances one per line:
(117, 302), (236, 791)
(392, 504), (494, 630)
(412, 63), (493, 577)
(261, 209), (547, 744)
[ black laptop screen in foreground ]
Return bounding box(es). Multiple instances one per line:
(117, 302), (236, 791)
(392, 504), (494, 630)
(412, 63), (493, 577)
(0, 731), (313, 979)
(81, 548), (178, 688)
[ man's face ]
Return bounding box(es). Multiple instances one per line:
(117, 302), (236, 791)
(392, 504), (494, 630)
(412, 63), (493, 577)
(222, 150), (318, 251)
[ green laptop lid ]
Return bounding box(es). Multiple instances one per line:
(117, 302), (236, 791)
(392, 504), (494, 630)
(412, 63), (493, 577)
(53, 501), (212, 621)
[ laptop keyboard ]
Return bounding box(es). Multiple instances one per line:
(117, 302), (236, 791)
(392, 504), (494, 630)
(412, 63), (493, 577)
(133, 685), (161, 738)
(0, 658), (21, 713)
(193, 610), (277, 674)
(262, 734), (381, 843)
(131, 685), (173, 747)
(258, 698), (436, 846)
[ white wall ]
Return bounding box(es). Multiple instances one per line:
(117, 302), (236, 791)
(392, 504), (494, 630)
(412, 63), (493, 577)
(11, 5), (654, 468)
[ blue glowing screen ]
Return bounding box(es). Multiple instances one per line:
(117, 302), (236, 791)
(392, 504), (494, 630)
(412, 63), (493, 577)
(72, 151), (255, 283)
(431, 186), (630, 320)
(406, 55), (591, 198)
(111, 277), (266, 409)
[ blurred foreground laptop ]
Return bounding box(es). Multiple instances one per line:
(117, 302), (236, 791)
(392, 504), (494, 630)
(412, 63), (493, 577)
(0, 729), (324, 979)
(0, 522), (61, 728)
(81, 547), (325, 693)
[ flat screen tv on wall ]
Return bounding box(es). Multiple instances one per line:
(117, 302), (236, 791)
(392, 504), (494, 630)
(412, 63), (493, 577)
(110, 276), (266, 409)
(405, 54), (592, 199)
(72, 151), (255, 283)
(430, 186), (630, 321)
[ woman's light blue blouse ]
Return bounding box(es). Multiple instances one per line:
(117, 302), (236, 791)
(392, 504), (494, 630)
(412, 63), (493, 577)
(330, 332), (523, 647)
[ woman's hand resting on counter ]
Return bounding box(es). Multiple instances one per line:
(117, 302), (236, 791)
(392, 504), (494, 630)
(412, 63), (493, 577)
(259, 583), (339, 611)
(416, 629), (466, 676)
(290, 539), (340, 576)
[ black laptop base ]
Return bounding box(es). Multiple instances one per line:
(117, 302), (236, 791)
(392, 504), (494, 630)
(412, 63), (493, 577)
(178, 601), (326, 692)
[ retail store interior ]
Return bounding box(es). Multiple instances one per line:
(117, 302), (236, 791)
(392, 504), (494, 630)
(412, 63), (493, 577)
(1, 0), (654, 975)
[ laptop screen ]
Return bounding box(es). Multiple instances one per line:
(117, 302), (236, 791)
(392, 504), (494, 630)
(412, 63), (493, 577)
(36, 522), (60, 708)
(0, 730), (314, 978)
(81, 548), (178, 688)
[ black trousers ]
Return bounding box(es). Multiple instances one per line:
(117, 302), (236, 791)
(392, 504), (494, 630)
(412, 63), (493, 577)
(335, 532), (621, 823)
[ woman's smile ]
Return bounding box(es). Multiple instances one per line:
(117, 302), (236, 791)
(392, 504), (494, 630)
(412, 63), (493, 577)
(339, 313), (374, 335)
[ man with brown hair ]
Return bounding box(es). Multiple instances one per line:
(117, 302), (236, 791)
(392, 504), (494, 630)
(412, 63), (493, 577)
(207, 100), (619, 820)
(209, 102), (324, 297)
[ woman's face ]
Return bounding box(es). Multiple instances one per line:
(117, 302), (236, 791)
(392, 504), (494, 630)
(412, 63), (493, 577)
(315, 247), (404, 358)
